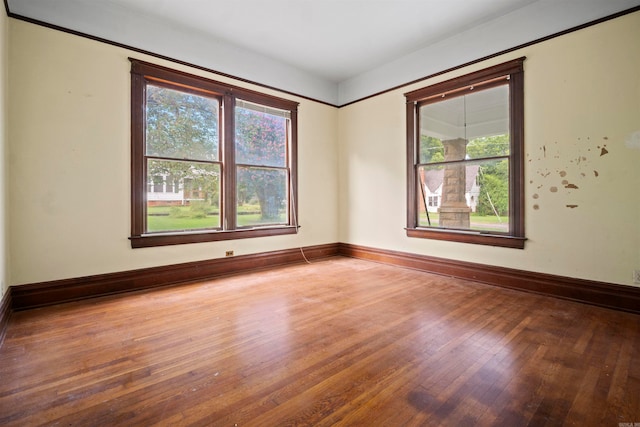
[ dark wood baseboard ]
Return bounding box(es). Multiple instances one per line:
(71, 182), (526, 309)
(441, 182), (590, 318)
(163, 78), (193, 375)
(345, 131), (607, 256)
(0, 287), (11, 347)
(11, 243), (339, 311)
(338, 243), (640, 314)
(8, 242), (640, 315)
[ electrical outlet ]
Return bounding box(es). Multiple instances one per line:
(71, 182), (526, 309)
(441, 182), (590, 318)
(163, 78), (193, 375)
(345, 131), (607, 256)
(634, 269), (640, 284)
(225, 250), (234, 257)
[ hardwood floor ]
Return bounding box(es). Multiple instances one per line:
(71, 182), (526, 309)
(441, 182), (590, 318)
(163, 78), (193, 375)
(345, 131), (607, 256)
(1, 257), (639, 426)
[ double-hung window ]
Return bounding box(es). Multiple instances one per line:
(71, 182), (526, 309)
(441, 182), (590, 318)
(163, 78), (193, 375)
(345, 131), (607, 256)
(130, 59), (298, 248)
(405, 58), (526, 248)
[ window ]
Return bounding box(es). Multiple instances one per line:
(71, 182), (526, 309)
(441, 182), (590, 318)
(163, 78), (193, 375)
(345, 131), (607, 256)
(130, 59), (299, 248)
(405, 58), (526, 248)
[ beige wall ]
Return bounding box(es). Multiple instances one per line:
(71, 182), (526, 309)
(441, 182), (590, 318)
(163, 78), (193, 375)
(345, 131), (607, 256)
(338, 11), (640, 286)
(0, 10), (7, 297)
(7, 11), (640, 288)
(8, 20), (338, 285)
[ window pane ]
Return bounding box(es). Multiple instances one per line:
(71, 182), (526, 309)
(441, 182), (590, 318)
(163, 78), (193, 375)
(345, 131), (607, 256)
(419, 135), (445, 164)
(420, 85), (509, 163)
(146, 85), (219, 161)
(146, 159), (221, 232)
(235, 102), (287, 167)
(418, 159), (509, 233)
(237, 166), (288, 226)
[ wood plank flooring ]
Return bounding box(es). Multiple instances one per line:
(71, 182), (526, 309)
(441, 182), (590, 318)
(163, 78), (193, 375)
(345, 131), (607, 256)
(1, 257), (639, 426)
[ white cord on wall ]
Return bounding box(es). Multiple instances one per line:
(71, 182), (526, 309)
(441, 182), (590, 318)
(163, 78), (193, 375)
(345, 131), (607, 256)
(289, 167), (310, 264)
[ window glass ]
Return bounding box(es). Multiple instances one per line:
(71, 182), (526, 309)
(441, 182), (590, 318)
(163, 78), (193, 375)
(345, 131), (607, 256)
(418, 85), (510, 233)
(146, 159), (221, 232)
(419, 85), (509, 162)
(146, 85), (219, 161)
(236, 167), (288, 226)
(417, 158), (509, 232)
(235, 101), (288, 168)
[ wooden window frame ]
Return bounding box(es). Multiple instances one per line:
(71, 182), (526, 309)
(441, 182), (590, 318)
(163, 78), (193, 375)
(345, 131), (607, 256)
(404, 58), (526, 249)
(129, 59), (299, 248)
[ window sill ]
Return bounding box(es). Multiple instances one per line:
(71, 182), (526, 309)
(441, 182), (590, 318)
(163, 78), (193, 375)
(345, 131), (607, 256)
(130, 226), (298, 248)
(406, 227), (526, 249)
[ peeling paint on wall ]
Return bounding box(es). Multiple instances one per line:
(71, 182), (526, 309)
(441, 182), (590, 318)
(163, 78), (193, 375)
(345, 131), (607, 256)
(599, 146), (609, 156)
(529, 136), (610, 211)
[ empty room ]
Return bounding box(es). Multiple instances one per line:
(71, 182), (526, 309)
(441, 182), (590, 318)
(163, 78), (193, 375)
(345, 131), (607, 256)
(1, 0), (639, 425)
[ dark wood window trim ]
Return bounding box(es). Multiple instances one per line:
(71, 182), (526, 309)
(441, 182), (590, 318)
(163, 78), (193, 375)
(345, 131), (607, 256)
(130, 59), (299, 248)
(404, 58), (526, 249)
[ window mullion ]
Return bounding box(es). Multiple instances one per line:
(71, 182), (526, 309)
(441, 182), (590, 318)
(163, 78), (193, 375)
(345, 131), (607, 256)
(235, 163), (289, 171)
(510, 68), (525, 237)
(289, 109), (298, 230)
(406, 100), (418, 229)
(417, 154), (510, 168)
(131, 72), (146, 237)
(223, 93), (237, 230)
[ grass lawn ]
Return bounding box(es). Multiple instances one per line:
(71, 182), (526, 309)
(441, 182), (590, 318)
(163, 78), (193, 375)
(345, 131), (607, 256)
(147, 205), (286, 232)
(147, 215), (220, 231)
(419, 212), (509, 232)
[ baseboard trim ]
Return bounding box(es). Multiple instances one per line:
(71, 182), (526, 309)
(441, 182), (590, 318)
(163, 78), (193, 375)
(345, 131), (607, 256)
(0, 288), (12, 347)
(9, 242), (640, 315)
(11, 243), (339, 311)
(338, 243), (640, 314)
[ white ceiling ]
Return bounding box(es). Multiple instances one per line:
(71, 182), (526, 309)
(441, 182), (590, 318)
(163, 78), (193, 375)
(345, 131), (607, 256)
(105, 0), (537, 83)
(7, 0), (640, 105)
